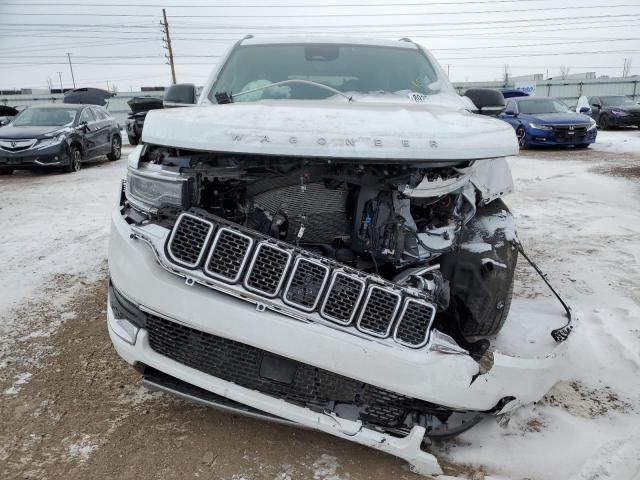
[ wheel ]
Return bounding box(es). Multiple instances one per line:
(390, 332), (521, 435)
(107, 135), (121, 161)
(516, 125), (528, 148)
(575, 144), (590, 149)
(438, 199), (518, 337)
(598, 114), (611, 130)
(127, 135), (139, 146)
(66, 146), (81, 173)
(0, 168), (13, 175)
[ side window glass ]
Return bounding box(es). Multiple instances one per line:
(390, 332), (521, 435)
(93, 107), (109, 120)
(79, 108), (96, 124)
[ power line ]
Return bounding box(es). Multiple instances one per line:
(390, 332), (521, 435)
(0, 0), (572, 7)
(3, 6), (640, 18)
(3, 14), (640, 29)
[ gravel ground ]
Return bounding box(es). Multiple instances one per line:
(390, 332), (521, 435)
(1, 129), (640, 480)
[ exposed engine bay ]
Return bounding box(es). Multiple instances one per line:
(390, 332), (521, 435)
(133, 144), (520, 355)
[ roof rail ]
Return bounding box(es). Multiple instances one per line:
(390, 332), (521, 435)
(399, 37), (414, 43)
(239, 34), (254, 43)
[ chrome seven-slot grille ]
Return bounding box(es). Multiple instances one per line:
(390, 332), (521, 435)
(166, 212), (436, 348)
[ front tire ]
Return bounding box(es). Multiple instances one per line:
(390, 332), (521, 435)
(66, 146), (81, 173)
(127, 135), (139, 146)
(599, 114), (611, 130)
(516, 126), (528, 149)
(107, 135), (121, 161)
(0, 168), (14, 175)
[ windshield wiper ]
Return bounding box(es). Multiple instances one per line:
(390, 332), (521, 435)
(216, 79), (354, 104)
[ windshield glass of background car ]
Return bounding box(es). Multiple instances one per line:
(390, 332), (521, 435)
(12, 107), (78, 127)
(209, 44), (440, 102)
(517, 98), (570, 114)
(600, 96), (635, 106)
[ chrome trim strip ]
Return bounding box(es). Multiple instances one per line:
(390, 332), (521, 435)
(243, 242), (293, 298)
(282, 256), (330, 312)
(203, 227), (254, 283)
(142, 377), (297, 427)
(320, 271), (366, 326)
(356, 285), (402, 338)
(393, 298), (437, 348)
(166, 213), (215, 269)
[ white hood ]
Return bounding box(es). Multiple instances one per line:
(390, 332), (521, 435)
(142, 100), (519, 161)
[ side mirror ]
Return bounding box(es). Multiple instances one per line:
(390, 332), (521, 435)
(504, 109), (517, 116)
(78, 121), (90, 132)
(592, 103), (601, 109)
(579, 107), (591, 114)
(163, 83), (197, 108)
(464, 88), (506, 116)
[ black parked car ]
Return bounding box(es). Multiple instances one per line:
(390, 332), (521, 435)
(125, 96), (163, 145)
(588, 95), (640, 129)
(0, 106), (19, 127)
(0, 104), (121, 175)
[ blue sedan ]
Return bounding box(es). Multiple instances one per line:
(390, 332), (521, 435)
(498, 96), (597, 149)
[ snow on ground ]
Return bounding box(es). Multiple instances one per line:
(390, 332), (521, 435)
(441, 133), (640, 479)
(590, 128), (640, 154)
(0, 154), (128, 369)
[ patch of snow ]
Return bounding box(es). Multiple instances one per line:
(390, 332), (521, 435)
(312, 454), (343, 480)
(67, 434), (99, 462)
(590, 129), (640, 155)
(461, 242), (493, 253)
(3, 371), (32, 395)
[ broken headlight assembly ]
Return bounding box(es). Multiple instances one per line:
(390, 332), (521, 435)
(125, 169), (188, 211)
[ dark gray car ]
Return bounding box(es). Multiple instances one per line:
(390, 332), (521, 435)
(0, 104), (121, 174)
(588, 95), (640, 129)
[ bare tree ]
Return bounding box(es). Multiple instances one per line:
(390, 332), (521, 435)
(503, 64), (511, 84)
(46, 76), (53, 93)
(623, 58), (632, 77)
(559, 66), (571, 80)
(111, 84), (119, 94)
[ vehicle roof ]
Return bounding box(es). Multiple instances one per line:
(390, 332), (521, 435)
(240, 36), (419, 50)
(512, 96), (557, 102)
(25, 103), (94, 110)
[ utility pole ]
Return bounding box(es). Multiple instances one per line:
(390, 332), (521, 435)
(66, 53), (76, 88)
(161, 9), (176, 84)
(57, 71), (63, 91)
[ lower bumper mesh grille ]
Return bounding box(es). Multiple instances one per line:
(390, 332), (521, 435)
(146, 314), (431, 427)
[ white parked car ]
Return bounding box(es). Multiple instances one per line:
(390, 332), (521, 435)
(107, 37), (573, 475)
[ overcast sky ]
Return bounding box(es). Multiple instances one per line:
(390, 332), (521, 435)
(0, 0), (639, 91)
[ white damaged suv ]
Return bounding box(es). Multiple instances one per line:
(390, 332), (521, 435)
(107, 37), (573, 475)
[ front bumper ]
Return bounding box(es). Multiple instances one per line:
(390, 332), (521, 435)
(608, 114), (640, 126)
(108, 205), (571, 473)
(526, 126), (597, 146)
(0, 142), (70, 169)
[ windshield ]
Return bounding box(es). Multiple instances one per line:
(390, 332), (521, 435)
(517, 98), (570, 114)
(209, 43), (441, 103)
(13, 107), (78, 127)
(600, 96), (636, 106)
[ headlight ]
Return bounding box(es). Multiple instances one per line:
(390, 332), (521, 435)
(611, 109), (629, 116)
(125, 169), (187, 210)
(587, 119), (597, 130)
(529, 123), (553, 131)
(35, 133), (65, 150)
